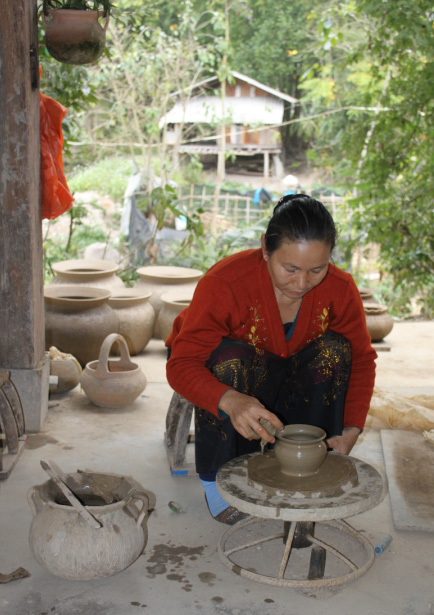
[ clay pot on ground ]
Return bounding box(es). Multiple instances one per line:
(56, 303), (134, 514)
(273, 424), (328, 477)
(135, 265), (202, 338)
(364, 302), (394, 342)
(48, 347), (82, 394)
(44, 285), (119, 366)
(27, 471), (149, 580)
(158, 290), (193, 343)
(107, 289), (155, 356)
(50, 258), (125, 291)
(80, 333), (147, 408)
(42, 6), (109, 65)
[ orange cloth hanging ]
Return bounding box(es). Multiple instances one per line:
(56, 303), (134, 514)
(39, 67), (74, 219)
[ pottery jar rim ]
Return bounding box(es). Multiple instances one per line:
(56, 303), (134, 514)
(363, 303), (389, 315)
(84, 358), (141, 378)
(35, 477), (133, 514)
(275, 423), (326, 444)
(108, 289), (152, 308)
(160, 289), (193, 308)
(52, 258), (119, 279)
(136, 265), (203, 283)
(44, 285), (111, 309)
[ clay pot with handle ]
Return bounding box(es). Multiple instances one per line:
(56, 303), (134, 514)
(80, 333), (147, 408)
(27, 470), (149, 580)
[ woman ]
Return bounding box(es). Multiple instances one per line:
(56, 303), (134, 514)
(166, 194), (376, 524)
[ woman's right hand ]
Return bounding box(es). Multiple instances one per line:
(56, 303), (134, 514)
(218, 389), (283, 443)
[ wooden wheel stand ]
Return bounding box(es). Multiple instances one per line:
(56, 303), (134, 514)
(216, 453), (386, 591)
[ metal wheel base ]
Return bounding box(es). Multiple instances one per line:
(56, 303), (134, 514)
(218, 517), (375, 589)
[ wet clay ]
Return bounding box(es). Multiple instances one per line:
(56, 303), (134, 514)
(247, 451), (359, 498)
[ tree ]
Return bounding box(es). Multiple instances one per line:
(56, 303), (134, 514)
(300, 0), (434, 314)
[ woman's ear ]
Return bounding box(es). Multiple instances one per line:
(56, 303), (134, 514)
(261, 234), (269, 261)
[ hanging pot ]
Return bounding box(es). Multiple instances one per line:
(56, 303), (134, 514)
(42, 4), (109, 65)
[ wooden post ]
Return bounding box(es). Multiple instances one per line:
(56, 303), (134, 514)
(0, 0), (49, 432)
(264, 151), (270, 180)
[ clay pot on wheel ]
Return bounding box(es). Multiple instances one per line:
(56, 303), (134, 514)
(44, 286), (119, 366)
(80, 333), (147, 408)
(274, 424), (327, 477)
(27, 471), (149, 580)
(364, 303), (394, 342)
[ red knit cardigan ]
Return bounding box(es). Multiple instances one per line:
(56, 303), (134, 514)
(166, 249), (377, 430)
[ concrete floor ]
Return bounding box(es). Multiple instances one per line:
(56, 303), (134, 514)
(1, 321), (434, 615)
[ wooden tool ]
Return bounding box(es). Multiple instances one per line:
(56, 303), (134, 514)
(40, 460), (102, 529)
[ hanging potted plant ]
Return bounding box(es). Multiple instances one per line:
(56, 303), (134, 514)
(41, 0), (111, 65)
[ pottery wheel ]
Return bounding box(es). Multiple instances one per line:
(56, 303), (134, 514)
(217, 452), (386, 521)
(247, 451), (359, 498)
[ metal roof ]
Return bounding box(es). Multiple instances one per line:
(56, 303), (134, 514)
(160, 95), (285, 127)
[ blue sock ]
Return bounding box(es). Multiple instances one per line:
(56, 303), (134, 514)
(200, 478), (229, 517)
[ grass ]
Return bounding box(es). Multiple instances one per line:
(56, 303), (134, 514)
(67, 156), (136, 202)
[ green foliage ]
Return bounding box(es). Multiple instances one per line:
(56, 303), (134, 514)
(299, 0), (434, 316)
(43, 203), (109, 282)
(67, 157), (134, 201)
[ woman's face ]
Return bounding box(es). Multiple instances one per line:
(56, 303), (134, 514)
(261, 237), (331, 300)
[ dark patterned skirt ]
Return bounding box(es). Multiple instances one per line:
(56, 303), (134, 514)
(195, 330), (352, 475)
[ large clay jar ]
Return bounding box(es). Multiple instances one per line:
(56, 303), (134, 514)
(44, 286), (119, 366)
(80, 333), (147, 408)
(135, 265), (203, 338)
(274, 424), (327, 477)
(43, 8), (109, 65)
(364, 302), (394, 342)
(27, 471), (149, 580)
(50, 258), (125, 292)
(107, 290), (155, 355)
(158, 290), (193, 343)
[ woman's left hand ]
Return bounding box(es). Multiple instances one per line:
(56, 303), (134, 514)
(326, 427), (361, 455)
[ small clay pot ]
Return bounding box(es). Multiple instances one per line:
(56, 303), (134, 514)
(364, 303), (394, 342)
(49, 347), (82, 394)
(273, 424), (327, 477)
(80, 333), (147, 408)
